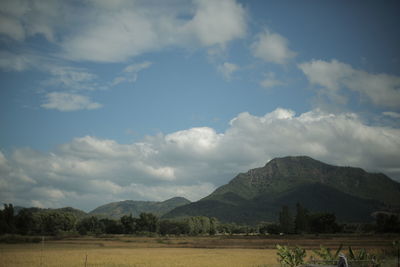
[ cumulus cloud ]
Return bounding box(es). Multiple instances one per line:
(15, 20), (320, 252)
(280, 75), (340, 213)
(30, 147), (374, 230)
(217, 62), (239, 81)
(41, 92), (102, 111)
(186, 0), (247, 46)
(1, 108), (400, 210)
(1, 0), (247, 63)
(61, 0), (247, 62)
(251, 29), (296, 64)
(0, 0), (63, 42)
(299, 59), (400, 108)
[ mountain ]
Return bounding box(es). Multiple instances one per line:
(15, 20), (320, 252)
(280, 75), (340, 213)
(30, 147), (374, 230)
(164, 156), (400, 224)
(89, 197), (191, 219)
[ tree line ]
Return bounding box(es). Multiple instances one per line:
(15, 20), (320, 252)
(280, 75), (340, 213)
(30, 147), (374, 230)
(0, 204), (227, 236)
(258, 203), (400, 235)
(1, 203), (399, 237)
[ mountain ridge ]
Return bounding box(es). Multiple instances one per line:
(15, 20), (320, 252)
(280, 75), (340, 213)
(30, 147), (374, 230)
(207, 156), (400, 205)
(163, 156), (400, 224)
(89, 196), (190, 219)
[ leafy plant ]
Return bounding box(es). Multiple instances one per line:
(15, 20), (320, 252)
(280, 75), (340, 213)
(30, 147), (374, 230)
(313, 244), (343, 261)
(276, 244), (306, 267)
(348, 246), (381, 267)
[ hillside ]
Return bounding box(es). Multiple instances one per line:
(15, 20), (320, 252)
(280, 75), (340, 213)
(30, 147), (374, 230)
(89, 197), (190, 219)
(163, 156), (400, 224)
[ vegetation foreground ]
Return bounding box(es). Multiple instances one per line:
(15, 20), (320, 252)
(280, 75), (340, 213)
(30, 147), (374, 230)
(0, 235), (398, 267)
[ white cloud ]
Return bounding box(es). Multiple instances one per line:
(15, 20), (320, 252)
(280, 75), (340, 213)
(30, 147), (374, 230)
(42, 66), (98, 91)
(124, 61), (152, 73)
(383, 111), (400, 119)
(0, 51), (35, 71)
(113, 61), (153, 85)
(217, 62), (239, 81)
(299, 59), (400, 108)
(0, 0), (247, 63)
(0, 0), (62, 42)
(251, 29), (296, 64)
(41, 92), (102, 111)
(62, 10), (159, 62)
(1, 108), (400, 210)
(260, 72), (284, 88)
(61, 0), (247, 62)
(186, 0), (247, 46)
(0, 14), (25, 41)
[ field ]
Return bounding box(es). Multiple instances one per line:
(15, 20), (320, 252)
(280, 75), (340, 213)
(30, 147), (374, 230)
(0, 235), (398, 267)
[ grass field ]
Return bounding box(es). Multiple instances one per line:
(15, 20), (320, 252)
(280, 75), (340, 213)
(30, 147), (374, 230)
(0, 235), (398, 266)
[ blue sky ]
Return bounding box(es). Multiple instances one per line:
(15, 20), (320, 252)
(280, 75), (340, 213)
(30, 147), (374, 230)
(1, 0), (400, 211)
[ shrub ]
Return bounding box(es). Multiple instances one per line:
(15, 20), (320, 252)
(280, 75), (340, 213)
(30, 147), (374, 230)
(276, 244), (306, 267)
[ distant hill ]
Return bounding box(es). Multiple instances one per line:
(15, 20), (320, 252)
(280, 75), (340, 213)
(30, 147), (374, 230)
(164, 156), (400, 224)
(15, 206), (88, 219)
(89, 197), (190, 219)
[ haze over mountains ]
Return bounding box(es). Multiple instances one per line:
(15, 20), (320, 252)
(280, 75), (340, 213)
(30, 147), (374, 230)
(16, 156), (400, 225)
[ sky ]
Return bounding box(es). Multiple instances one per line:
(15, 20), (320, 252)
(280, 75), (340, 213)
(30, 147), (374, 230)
(1, 0), (400, 211)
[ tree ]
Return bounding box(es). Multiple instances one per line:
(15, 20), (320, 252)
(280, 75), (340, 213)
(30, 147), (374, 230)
(209, 217), (219, 235)
(100, 218), (124, 234)
(266, 223), (281, 235)
(120, 214), (137, 234)
(279, 205), (294, 234)
(76, 216), (104, 235)
(137, 213), (158, 233)
(40, 211), (76, 235)
(309, 213), (339, 233)
(375, 213), (400, 233)
(15, 209), (35, 235)
(294, 203), (309, 234)
(159, 219), (189, 236)
(0, 204), (16, 234)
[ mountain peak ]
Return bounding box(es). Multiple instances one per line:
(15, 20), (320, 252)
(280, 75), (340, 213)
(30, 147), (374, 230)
(165, 156), (400, 224)
(211, 156), (400, 205)
(265, 155), (330, 169)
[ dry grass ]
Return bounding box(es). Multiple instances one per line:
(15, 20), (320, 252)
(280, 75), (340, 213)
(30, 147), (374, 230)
(0, 235), (397, 267)
(0, 245), (276, 267)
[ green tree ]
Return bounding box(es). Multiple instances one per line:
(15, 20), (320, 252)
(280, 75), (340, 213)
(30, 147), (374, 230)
(309, 213), (338, 233)
(159, 219), (189, 235)
(100, 218), (123, 234)
(294, 203), (309, 234)
(279, 205), (294, 234)
(267, 223), (281, 235)
(40, 211), (76, 235)
(209, 217), (219, 235)
(77, 216), (104, 235)
(120, 214), (137, 234)
(137, 212), (158, 233)
(0, 204), (16, 234)
(15, 208), (35, 235)
(375, 213), (400, 233)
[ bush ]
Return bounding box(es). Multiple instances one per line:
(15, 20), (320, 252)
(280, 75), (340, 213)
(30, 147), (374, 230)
(276, 244), (306, 267)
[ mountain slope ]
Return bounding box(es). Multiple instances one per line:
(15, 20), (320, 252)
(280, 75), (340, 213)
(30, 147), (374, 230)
(164, 156), (400, 224)
(208, 156), (400, 205)
(89, 197), (190, 219)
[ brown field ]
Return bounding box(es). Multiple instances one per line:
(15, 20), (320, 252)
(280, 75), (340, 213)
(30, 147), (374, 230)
(0, 234), (398, 267)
